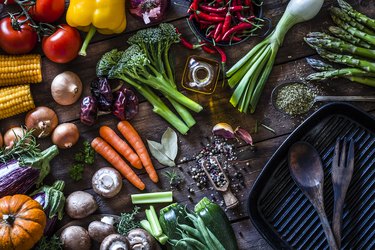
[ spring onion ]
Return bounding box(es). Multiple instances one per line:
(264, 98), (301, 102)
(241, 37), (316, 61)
(131, 191), (173, 204)
(226, 0), (324, 113)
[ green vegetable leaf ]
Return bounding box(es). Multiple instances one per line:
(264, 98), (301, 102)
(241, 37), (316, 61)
(35, 235), (63, 250)
(161, 127), (178, 161)
(147, 140), (175, 167)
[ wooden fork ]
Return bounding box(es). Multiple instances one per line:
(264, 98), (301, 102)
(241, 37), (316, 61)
(331, 138), (355, 249)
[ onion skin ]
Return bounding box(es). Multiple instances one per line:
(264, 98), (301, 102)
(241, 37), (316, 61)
(4, 127), (27, 148)
(25, 106), (59, 138)
(51, 123), (80, 149)
(51, 71), (83, 106)
(0, 132), (3, 148)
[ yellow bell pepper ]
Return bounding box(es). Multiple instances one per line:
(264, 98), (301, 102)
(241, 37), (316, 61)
(66, 0), (127, 56)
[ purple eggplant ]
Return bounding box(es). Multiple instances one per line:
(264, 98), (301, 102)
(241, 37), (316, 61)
(80, 96), (98, 126)
(0, 160), (39, 197)
(0, 145), (59, 197)
(129, 0), (169, 24)
(31, 180), (65, 236)
(91, 77), (113, 111)
(113, 87), (139, 121)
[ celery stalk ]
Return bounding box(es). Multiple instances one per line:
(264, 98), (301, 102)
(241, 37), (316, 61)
(131, 191), (173, 204)
(146, 206), (163, 237)
(140, 220), (169, 245)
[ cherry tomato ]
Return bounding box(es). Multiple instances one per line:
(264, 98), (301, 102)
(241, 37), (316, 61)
(42, 24), (82, 64)
(0, 16), (37, 54)
(29, 0), (65, 23)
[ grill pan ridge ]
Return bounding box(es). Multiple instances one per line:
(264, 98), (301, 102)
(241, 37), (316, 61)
(248, 103), (375, 249)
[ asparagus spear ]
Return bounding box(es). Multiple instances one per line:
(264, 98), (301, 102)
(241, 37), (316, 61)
(305, 58), (375, 87)
(331, 15), (375, 46)
(305, 32), (375, 59)
(316, 48), (375, 73)
(330, 7), (375, 35)
(337, 0), (375, 31)
(328, 26), (372, 49)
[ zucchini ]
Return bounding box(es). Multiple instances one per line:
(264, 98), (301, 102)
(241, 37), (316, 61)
(194, 197), (239, 250)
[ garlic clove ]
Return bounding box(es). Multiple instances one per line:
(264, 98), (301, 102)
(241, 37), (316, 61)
(212, 123), (236, 139)
(235, 126), (254, 145)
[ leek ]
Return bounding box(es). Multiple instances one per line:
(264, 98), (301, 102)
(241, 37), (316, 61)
(226, 0), (324, 113)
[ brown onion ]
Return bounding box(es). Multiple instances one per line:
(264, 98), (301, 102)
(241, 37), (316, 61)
(4, 127), (27, 148)
(0, 132), (3, 148)
(51, 71), (83, 106)
(25, 106), (59, 138)
(52, 123), (80, 149)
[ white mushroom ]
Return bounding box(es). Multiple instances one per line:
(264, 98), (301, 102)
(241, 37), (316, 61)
(127, 229), (157, 250)
(65, 191), (98, 219)
(88, 220), (116, 242)
(100, 234), (129, 250)
(92, 167), (123, 198)
(60, 225), (91, 250)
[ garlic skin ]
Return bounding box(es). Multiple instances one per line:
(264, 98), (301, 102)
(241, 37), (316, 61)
(92, 167), (123, 198)
(212, 123), (236, 139)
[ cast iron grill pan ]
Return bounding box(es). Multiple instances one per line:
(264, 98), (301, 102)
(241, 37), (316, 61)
(248, 103), (375, 249)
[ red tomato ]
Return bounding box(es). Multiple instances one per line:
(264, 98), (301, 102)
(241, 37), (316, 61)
(29, 0), (65, 23)
(42, 24), (82, 64)
(0, 16), (37, 54)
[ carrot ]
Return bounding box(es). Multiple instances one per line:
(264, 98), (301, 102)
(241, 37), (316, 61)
(99, 126), (142, 169)
(91, 137), (146, 190)
(117, 121), (159, 183)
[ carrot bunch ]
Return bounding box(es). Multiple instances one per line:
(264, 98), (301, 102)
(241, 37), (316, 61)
(91, 121), (158, 190)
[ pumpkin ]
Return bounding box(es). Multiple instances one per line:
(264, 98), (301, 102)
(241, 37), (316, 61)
(0, 194), (46, 250)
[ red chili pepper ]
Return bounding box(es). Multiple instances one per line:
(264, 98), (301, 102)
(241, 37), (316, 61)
(222, 11), (232, 35)
(213, 23), (223, 40)
(180, 37), (203, 49)
(221, 22), (252, 41)
(199, 5), (227, 14)
(196, 11), (225, 22)
(230, 6), (250, 12)
(188, 0), (199, 13)
(200, 42), (217, 54)
(214, 46), (227, 76)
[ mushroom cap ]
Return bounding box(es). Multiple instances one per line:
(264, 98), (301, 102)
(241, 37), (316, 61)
(127, 229), (157, 250)
(60, 225), (91, 250)
(100, 234), (130, 250)
(65, 191), (98, 219)
(88, 221), (116, 243)
(92, 167), (123, 198)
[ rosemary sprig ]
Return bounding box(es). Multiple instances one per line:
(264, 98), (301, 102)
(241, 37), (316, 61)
(0, 129), (41, 165)
(164, 170), (183, 188)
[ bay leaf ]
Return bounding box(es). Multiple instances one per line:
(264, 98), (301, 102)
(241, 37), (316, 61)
(147, 140), (175, 167)
(161, 127), (178, 161)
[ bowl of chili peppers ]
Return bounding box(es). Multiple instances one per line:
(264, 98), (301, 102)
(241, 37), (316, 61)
(188, 0), (264, 46)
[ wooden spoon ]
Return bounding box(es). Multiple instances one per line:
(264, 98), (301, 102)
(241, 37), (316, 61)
(200, 156), (239, 209)
(288, 142), (338, 250)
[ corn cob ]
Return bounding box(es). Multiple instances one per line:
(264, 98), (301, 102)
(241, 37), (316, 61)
(0, 54), (42, 86)
(0, 85), (35, 120)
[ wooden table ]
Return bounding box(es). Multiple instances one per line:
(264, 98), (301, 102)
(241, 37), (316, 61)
(1, 0), (374, 249)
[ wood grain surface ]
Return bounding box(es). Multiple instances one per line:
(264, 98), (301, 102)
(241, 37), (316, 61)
(0, 0), (374, 249)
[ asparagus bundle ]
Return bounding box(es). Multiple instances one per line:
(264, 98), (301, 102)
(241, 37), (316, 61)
(305, 0), (375, 87)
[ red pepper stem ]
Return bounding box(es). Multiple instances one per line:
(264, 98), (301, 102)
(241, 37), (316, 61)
(79, 25), (97, 57)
